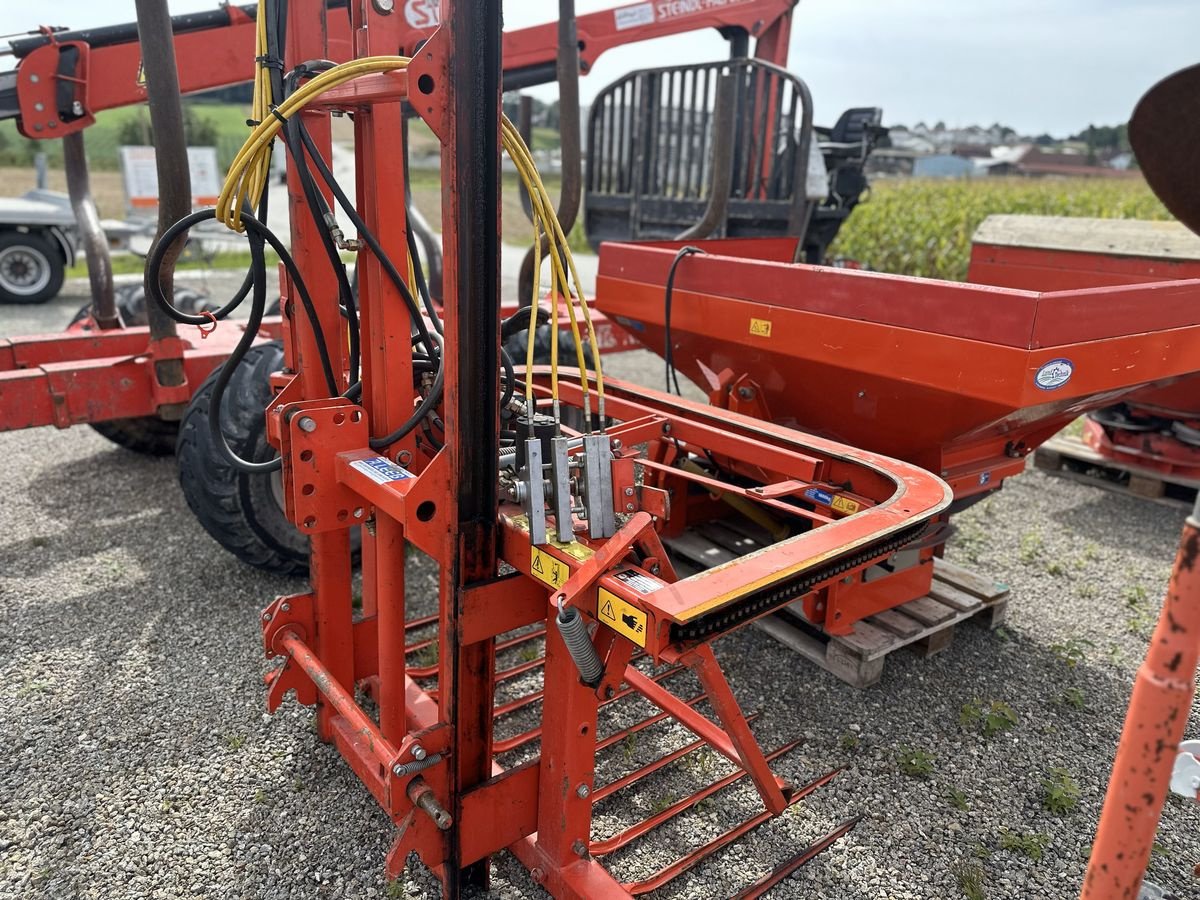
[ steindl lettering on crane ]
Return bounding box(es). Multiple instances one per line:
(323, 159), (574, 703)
(658, 0), (753, 19)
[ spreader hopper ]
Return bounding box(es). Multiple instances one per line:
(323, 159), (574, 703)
(595, 237), (1200, 500)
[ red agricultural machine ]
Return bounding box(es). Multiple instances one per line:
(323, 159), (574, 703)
(3, 0), (1200, 896)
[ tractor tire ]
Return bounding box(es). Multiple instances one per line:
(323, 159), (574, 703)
(176, 340), (359, 576)
(0, 230), (64, 304)
(69, 285), (216, 456)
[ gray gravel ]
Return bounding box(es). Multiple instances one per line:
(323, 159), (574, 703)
(2, 269), (1199, 899)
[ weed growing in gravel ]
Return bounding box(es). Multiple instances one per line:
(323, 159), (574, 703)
(1106, 643), (1125, 666)
(897, 746), (936, 779)
(650, 792), (677, 814)
(1042, 767), (1081, 815)
(1123, 584), (1157, 637)
(840, 731), (861, 752)
(1060, 687), (1087, 710)
(386, 879), (405, 899)
(1045, 559), (1067, 576)
(960, 699), (1019, 737)
(413, 642), (439, 668)
(1018, 530), (1043, 564)
(518, 644), (540, 663)
(31, 536), (50, 548)
(972, 843), (992, 859)
(951, 860), (987, 900)
(621, 733), (638, 763)
(946, 786), (971, 811)
(999, 829), (1050, 861)
(1076, 582), (1099, 599)
(1050, 637), (1094, 669)
(254, 789), (268, 804)
(992, 626), (1012, 643)
(225, 734), (246, 750)
(683, 749), (716, 777)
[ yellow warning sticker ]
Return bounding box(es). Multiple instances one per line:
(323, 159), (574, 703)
(530, 546), (570, 588)
(831, 495), (860, 515)
(597, 588), (648, 647)
(749, 317), (772, 338)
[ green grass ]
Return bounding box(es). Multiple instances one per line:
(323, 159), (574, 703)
(897, 746), (936, 779)
(0, 102), (251, 171)
(999, 829), (1050, 861)
(1042, 767), (1081, 815)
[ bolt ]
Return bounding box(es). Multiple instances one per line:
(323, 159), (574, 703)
(298, 416), (317, 433)
(575, 783), (590, 798)
(604, 685), (615, 699)
(392, 764), (404, 777)
(262, 612), (272, 622)
(572, 839), (588, 858)
(611, 439), (622, 450)
(372, 0), (395, 11)
(737, 387), (754, 400)
(661, 423), (672, 435)
(624, 487), (634, 497)
(412, 744), (427, 761)
(650, 564), (661, 575)
(857, 390), (866, 399)
(281, 602), (291, 613)
(397, 449), (413, 465)
(625, 503), (635, 512)
(33, 102), (43, 112)
(531, 868), (545, 884)
(29, 74), (39, 83)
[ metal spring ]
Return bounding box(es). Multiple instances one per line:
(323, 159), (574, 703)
(556, 602), (603, 686)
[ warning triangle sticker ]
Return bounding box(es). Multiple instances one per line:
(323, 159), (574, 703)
(532, 556), (544, 574)
(600, 599), (616, 621)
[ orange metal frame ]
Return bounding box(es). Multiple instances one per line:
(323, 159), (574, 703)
(253, 2), (952, 894)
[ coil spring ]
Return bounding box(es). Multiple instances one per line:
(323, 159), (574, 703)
(556, 602), (604, 686)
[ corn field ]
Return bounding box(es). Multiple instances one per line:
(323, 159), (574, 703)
(829, 177), (1172, 282)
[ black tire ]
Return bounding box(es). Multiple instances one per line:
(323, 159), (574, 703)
(0, 230), (65, 304)
(69, 286), (216, 455)
(177, 340), (358, 575)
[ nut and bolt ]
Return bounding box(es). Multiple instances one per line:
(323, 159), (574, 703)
(611, 439), (622, 450)
(624, 487), (635, 497)
(575, 783), (590, 798)
(392, 763), (404, 777)
(298, 416), (317, 433)
(371, 0), (395, 11)
(572, 839), (589, 858)
(397, 449), (413, 465)
(531, 868), (545, 884)
(412, 744), (427, 761)
(737, 387), (755, 400)
(649, 563), (661, 575)
(262, 612), (272, 621)
(604, 686), (615, 699)
(625, 503), (635, 512)
(281, 602), (291, 613)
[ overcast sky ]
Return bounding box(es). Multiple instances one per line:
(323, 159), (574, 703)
(7, 0), (1197, 135)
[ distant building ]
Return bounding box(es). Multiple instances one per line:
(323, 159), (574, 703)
(913, 154), (978, 178)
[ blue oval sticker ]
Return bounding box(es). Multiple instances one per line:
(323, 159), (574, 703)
(1035, 358), (1073, 391)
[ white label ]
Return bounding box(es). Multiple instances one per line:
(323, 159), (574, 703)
(613, 568), (663, 594)
(615, 2), (655, 30)
(350, 457), (413, 485)
(404, 0), (440, 29)
(119, 146), (221, 208)
(1034, 358), (1074, 391)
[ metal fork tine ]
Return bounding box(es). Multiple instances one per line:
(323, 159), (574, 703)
(591, 740), (817, 858)
(592, 712), (761, 802)
(730, 817), (860, 900)
(620, 766), (841, 895)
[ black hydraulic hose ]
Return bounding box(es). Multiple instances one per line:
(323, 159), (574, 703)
(368, 330), (445, 450)
(500, 346), (516, 409)
(145, 208), (339, 397)
(294, 112), (440, 355)
(405, 218), (442, 334)
(663, 245), (705, 395)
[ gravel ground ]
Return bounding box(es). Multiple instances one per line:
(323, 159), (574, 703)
(2, 267), (1199, 899)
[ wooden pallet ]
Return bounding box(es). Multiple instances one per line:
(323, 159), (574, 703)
(1034, 435), (1200, 509)
(666, 523), (1010, 689)
(757, 558), (1009, 688)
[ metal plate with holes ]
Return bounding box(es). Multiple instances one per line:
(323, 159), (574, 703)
(283, 400), (371, 534)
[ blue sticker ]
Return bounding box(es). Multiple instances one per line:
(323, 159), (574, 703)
(804, 488), (834, 506)
(1035, 358), (1074, 391)
(614, 316), (646, 332)
(350, 456), (413, 485)
(979, 471), (991, 486)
